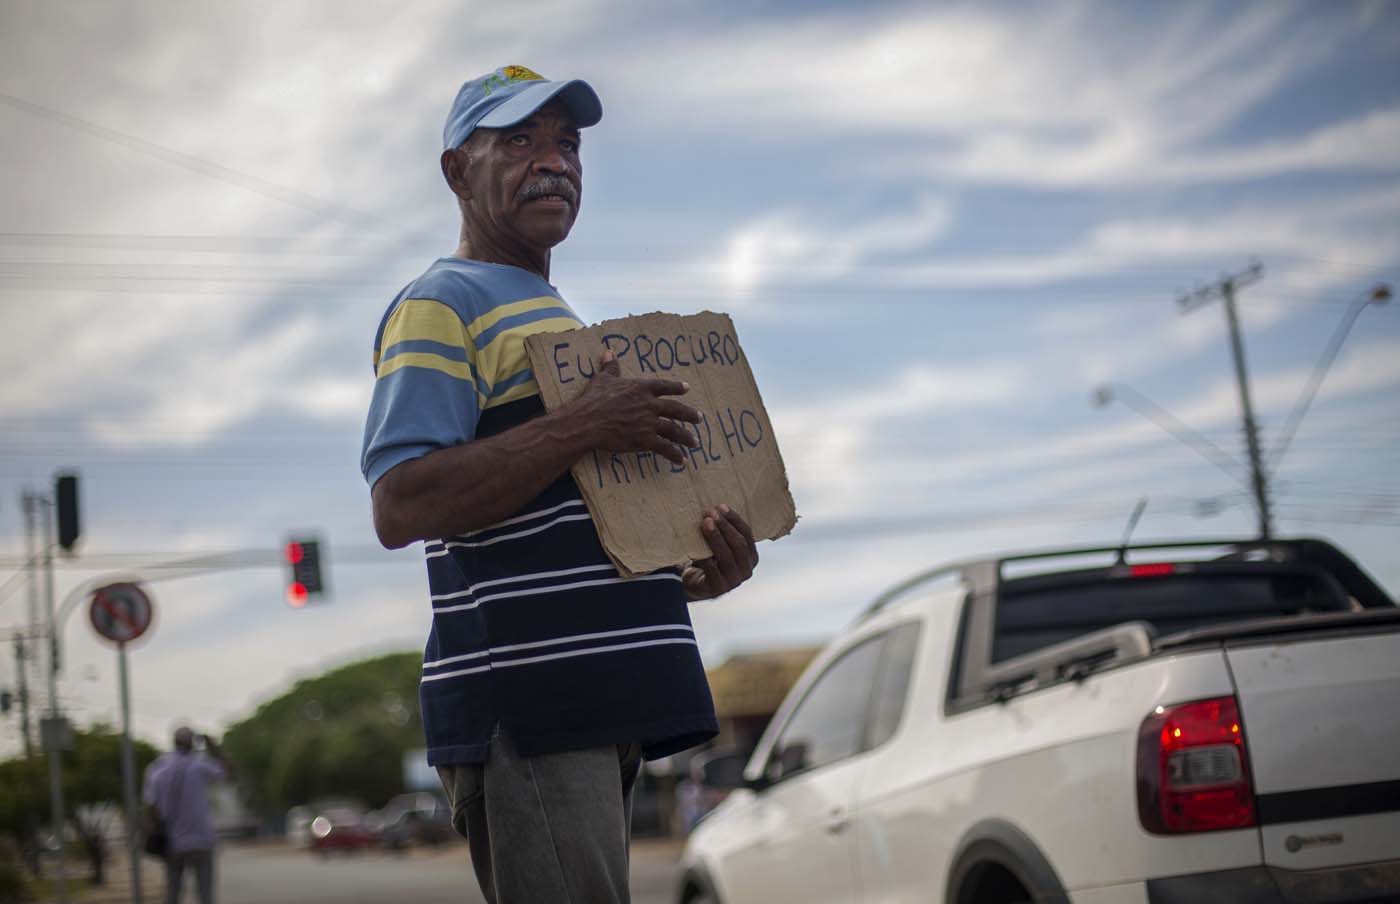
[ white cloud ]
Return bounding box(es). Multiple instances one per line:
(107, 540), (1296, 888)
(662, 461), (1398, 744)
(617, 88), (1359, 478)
(607, 2), (1389, 190)
(721, 197), (951, 296)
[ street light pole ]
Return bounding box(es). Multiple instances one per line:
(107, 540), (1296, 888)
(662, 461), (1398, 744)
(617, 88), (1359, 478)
(1092, 383), (1247, 486)
(1269, 283), (1392, 475)
(1177, 262), (1272, 540)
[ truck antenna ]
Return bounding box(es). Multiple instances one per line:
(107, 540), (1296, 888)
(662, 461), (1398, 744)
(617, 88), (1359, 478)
(1116, 497), (1148, 564)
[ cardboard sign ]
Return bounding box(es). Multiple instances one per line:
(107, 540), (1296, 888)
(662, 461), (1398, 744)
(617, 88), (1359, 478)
(525, 311), (797, 576)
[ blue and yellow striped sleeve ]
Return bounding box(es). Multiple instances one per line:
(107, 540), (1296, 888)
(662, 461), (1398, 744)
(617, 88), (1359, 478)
(463, 297), (582, 411)
(360, 298), (484, 487)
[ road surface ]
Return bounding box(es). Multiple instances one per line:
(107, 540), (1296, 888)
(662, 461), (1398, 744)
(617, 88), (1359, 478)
(205, 839), (685, 904)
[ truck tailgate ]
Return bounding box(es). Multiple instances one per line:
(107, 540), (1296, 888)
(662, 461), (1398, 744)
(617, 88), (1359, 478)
(1227, 629), (1400, 870)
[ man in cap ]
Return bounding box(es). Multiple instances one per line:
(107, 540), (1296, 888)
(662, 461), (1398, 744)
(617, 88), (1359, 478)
(361, 66), (759, 902)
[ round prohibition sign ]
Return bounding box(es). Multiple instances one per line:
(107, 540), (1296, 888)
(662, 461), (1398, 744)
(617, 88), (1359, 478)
(89, 582), (154, 645)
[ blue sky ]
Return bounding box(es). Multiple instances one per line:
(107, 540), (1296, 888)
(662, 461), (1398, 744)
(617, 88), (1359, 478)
(1, 0), (1397, 754)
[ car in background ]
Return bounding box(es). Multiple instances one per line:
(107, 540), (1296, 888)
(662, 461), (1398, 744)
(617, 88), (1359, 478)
(372, 792), (455, 850)
(308, 807), (378, 855)
(286, 797), (365, 848)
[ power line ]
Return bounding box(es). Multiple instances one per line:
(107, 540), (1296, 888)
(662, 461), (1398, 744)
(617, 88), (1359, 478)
(0, 92), (367, 225)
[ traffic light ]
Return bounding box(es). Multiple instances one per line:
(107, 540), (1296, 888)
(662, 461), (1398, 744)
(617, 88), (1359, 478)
(55, 472), (80, 553)
(284, 538), (325, 607)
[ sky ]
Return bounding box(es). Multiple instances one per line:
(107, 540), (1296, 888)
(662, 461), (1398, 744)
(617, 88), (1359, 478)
(1, 0), (1397, 757)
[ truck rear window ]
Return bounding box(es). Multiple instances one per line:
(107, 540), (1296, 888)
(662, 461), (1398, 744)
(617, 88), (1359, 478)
(992, 570), (1350, 662)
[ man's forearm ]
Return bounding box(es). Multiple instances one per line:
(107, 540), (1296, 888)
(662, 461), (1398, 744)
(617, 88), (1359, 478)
(373, 407), (596, 548)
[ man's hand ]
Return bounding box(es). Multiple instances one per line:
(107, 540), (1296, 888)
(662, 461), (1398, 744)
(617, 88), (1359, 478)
(566, 349), (702, 465)
(200, 733), (230, 765)
(373, 346), (705, 547)
(684, 505), (760, 601)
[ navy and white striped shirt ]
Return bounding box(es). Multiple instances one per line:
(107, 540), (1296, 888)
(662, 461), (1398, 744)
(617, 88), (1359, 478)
(362, 258), (717, 765)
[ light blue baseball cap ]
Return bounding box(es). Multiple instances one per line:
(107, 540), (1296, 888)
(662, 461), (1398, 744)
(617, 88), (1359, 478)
(443, 65), (603, 151)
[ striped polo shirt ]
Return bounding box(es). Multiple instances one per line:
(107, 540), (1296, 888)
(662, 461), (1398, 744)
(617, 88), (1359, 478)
(361, 257), (718, 766)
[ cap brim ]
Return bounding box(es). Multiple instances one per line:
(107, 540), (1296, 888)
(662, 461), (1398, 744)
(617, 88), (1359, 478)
(476, 79), (602, 131)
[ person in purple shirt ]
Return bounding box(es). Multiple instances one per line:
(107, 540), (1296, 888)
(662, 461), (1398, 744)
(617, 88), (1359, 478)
(142, 727), (230, 904)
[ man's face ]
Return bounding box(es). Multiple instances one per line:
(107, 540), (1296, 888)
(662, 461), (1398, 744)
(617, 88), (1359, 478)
(456, 100), (583, 254)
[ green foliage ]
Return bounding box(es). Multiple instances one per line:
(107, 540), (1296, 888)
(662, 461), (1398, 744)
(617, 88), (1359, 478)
(0, 834), (33, 903)
(221, 651), (422, 817)
(64, 723), (159, 811)
(0, 758), (44, 844)
(0, 724), (158, 886)
(0, 724), (157, 840)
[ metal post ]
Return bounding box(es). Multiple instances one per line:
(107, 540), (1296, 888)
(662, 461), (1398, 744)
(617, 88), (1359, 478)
(117, 643), (144, 904)
(1220, 282), (1273, 539)
(23, 492), (40, 637)
(22, 492), (39, 757)
(40, 498), (70, 903)
(14, 634), (33, 759)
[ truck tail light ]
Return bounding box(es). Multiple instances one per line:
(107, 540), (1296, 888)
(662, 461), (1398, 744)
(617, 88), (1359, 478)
(1136, 695), (1256, 834)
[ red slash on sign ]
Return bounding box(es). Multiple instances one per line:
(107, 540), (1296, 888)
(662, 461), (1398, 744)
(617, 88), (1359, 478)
(89, 582), (154, 645)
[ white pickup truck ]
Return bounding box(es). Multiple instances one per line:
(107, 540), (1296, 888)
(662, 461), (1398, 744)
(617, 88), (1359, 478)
(678, 538), (1400, 904)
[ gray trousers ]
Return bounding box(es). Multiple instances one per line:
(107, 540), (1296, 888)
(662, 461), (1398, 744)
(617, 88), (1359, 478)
(164, 848), (214, 904)
(438, 729), (643, 904)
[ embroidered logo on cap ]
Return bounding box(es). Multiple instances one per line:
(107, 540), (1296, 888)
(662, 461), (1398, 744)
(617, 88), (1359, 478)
(484, 65), (545, 94)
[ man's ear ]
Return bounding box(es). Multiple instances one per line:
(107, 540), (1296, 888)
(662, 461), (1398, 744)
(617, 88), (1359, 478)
(441, 147), (472, 201)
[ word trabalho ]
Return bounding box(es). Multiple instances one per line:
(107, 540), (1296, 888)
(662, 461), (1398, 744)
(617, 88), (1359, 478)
(589, 406), (766, 489)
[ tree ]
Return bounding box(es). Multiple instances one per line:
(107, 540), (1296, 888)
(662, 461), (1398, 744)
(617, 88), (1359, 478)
(0, 724), (157, 886)
(221, 652), (423, 819)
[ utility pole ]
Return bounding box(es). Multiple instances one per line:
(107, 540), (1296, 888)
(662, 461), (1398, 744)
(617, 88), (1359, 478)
(23, 493), (41, 755)
(13, 634), (33, 759)
(37, 494), (70, 903)
(1177, 262), (1272, 540)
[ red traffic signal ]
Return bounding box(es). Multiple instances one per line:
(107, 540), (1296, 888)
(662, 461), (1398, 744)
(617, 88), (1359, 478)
(283, 537), (324, 606)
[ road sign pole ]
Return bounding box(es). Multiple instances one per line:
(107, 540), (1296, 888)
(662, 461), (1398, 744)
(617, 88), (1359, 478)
(116, 642), (143, 904)
(88, 581), (155, 903)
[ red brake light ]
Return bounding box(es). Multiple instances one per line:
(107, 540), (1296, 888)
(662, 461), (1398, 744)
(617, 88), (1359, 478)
(287, 582), (308, 607)
(1129, 563), (1175, 577)
(1137, 695), (1255, 834)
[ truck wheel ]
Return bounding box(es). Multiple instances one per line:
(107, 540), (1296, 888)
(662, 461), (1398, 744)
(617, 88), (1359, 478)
(680, 875), (721, 904)
(964, 862), (1031, 904)
(946, 821), (1068, 904)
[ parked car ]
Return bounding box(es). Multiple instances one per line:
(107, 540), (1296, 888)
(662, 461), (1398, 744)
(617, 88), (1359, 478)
(679, 537), (1400, 903)
(373, 792), (455, 850)
(309, 807), (378, 855)
(286, 797), (363, 848)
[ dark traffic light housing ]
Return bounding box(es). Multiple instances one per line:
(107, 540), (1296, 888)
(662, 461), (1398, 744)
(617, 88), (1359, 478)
(284, 538), (326, 607)
(55, 472), (80, 553)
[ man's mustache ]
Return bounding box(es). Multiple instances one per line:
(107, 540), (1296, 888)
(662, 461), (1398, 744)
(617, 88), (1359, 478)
(518, 177), (578, 205)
